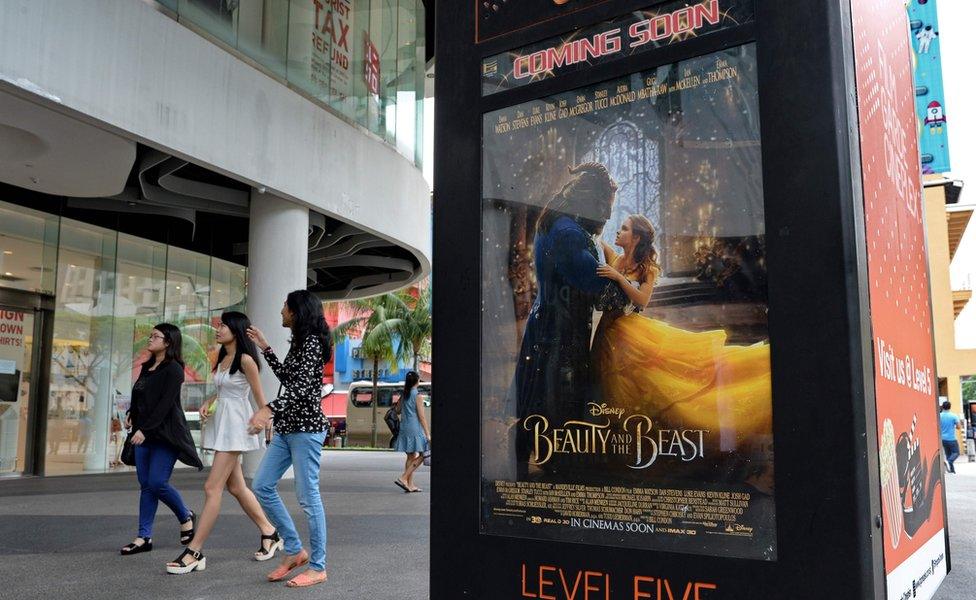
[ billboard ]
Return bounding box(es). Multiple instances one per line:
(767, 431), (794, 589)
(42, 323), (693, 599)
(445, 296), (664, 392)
(851, 1), (948, 598)
(480, 42), (776, 560)
(907, 0), (951, 173)
(476, 0), (613, 43)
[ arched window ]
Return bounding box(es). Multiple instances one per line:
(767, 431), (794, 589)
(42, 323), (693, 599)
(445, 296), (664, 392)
(584, 122), (662, 269)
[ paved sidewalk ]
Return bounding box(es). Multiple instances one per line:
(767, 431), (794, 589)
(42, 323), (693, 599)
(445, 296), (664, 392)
(0, 450), (428, 600)
(934, 458), (976, 599)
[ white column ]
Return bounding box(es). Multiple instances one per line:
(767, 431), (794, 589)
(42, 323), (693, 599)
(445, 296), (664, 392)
(243, 190), (309, 478)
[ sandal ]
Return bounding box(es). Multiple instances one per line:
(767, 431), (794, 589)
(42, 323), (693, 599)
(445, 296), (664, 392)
(286, 569), (328, 588)
(120, 538), (152, 555)
(166, 547), (207, 575)
(254, 530), (283, 562)
(179, 511), (196, 545)
(394, 479), (409, 492)
(267, 550), (309, 582)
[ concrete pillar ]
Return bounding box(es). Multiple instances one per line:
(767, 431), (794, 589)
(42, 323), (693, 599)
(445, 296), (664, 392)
(243, 190), (309, 478)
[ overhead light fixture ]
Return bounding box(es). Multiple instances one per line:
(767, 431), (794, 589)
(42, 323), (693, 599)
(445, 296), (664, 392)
(2, 250), (11, 255)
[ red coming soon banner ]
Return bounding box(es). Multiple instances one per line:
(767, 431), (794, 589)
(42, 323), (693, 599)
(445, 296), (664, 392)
(851, 1), (948, 599)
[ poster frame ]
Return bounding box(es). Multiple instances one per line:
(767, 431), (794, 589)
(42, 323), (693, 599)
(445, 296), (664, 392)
(432, 0), (937, 597)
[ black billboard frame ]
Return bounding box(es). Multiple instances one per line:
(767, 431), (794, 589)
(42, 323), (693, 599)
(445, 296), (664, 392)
(433, 1), (893, 597)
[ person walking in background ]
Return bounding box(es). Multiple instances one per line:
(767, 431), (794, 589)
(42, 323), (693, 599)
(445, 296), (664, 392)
(246, 290), (332, 588)
(165, 312), (281, 574)
(393, 371), (430, 493)
(120, 323), (202, 556)
(940, 400), (963, 474)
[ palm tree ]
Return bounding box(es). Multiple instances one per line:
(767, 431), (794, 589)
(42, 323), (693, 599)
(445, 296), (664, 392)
(394, 287), (431, 371)
(332, 295), (406, 447)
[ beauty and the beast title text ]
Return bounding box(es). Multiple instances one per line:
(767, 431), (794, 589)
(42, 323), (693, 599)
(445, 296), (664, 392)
(525, 404), (707, 469)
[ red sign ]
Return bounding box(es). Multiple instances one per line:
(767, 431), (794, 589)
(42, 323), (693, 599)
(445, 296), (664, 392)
(364, 34), (380, 96)
(851, 1), (947, 598)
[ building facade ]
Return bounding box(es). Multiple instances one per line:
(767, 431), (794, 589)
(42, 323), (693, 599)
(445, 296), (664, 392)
(924, 178), (975, 428)
(0, 0), (431, 477)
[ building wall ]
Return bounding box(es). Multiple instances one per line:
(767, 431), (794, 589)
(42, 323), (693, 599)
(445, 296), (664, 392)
(924, 184), (976, 411)
(0, 0), (431, 278)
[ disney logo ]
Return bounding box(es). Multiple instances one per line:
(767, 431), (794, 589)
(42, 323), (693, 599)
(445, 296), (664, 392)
(588, 403), (626, 419)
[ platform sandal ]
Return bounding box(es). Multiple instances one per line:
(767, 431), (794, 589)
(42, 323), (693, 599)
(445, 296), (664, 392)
(254, 530), (283, 562)
(120, 538), (152, 555)
(166, 547), (206, 575)
(179, 510), (196, 545)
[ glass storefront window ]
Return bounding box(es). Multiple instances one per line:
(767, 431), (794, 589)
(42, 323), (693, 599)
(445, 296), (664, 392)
(108, 235), (167, 470)
(394, 0), (417, 159)
(179, 0), (239, 47)
(0, 202), (59, 295)
(210, 258), (248, 315)
(165, 247), (214, 429)
(47, 220), (118, 476)
(168, 0), (427, 166)
(0, 201), (250, 475)
(377, 0), (398, 145)
(237, 0), (289, 76)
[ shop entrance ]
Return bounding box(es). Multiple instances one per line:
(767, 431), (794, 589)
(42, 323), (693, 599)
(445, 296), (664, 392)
(0, 288), (54, 477)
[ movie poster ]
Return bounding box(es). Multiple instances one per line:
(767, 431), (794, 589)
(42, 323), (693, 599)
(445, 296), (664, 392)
(851, 1), (948, 598)
(480, 43), (776, 560)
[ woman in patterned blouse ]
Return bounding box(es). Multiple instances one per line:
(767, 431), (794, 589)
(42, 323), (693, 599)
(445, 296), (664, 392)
(246, 289), (332, 588)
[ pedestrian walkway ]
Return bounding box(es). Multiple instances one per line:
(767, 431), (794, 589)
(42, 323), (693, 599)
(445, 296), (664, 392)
(934, 458), (976, 599)
(0, 451), (428, 600)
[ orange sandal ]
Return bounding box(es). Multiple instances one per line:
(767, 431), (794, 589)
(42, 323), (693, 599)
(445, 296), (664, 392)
(267, 550), (309, 582)
(286, 569), (328, 588)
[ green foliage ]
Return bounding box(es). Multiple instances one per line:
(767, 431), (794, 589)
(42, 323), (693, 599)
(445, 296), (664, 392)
(963, 377), (976, 403)
(331, 289), (432, 447)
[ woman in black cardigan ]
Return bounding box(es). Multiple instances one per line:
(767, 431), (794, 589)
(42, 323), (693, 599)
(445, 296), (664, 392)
(120, 323), (203, 556)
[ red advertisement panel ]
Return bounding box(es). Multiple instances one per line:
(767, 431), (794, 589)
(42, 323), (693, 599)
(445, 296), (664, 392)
(850, 1), (947, 598)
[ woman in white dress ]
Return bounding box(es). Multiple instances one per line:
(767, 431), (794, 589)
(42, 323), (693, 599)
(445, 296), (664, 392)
(166, 311), (282, 574)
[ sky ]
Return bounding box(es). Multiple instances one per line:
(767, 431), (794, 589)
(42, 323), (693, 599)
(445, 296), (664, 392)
(937, 0), (976, 349)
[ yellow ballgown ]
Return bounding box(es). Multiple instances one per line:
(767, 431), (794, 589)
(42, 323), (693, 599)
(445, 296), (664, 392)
(593, 262), (773, 448)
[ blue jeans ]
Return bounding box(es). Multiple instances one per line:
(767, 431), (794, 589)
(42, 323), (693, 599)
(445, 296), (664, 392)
(253, 433), (327, 571)
(134, 440), (191, 539)
(943, 440), (960, 473)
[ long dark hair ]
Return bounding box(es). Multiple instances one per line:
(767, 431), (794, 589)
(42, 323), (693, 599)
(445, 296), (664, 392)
(626, 214), (662, 284)
(286, 289), (332, 362)
(537, 163), (617, 235)
(146, 322), (184, 368)
(214, 311), (261, 375)
(398, 370), (420, 414)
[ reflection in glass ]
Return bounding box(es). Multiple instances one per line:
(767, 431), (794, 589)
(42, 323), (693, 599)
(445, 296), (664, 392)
(0, 201), (59, 295)
(108, 235), (167, 470)
(237, 0), (289, 75)
(180, 0), (239, 46)
(165, 247), (214, 442)
(164, 0), (426, 166)
(47, 220), (117, 475)
(287, 0), (332, 104)
(23, 216), (248, 475)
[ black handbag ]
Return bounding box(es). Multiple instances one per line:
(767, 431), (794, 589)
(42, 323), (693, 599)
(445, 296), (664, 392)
(384, 406), (400, 436)
(120, 431), (136, 466)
